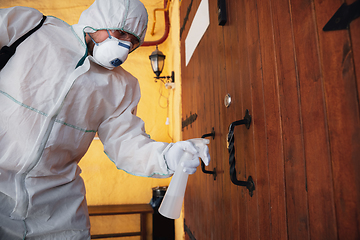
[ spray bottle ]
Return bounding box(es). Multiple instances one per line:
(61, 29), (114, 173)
(159, 138), (209, 219)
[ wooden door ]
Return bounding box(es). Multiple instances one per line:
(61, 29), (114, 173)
(180, 0), (360, 239)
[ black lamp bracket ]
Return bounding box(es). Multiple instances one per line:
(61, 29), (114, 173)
(154, 71), (175, 83)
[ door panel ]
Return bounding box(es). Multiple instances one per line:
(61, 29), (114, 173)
(180, 0), (359, 239)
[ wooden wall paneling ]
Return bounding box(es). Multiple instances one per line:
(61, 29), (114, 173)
(348, 0), (360, 234)
(181, 1), (209, 239)
(203, 7), (219, 239)
(181, 0), (360, 239)
(290, 0), (338, 239)
(185, 8), (199, 235)
(183, 69), (195, 239)
(180, 0), (193, 139)
(197, 19), (206, 237)
(180, 6), (190, 229)
(193, 23), (208, 240)
(221, 35), (240, 240)
(346, 0), (360, 105)
(188, 48), (200, 238)
(187, 47), (198, 238)
(181, 0), (196, 230)
(181, 22), (190, 201)
(222, 0), (246, 239)
(314, 0), (360, 239)
(207, 34), (219, 240)
(256, 0), (288, 239)
(180, 0), (235, 239)
(234, 0), (261, 239)
(244, 0), (272, 239)
(204, 14), (222, 239)
(207, 66), (218, 240)
(233, 1), (248, 239)
(182, 1), (213, 239)
(196, 40), (206, 239)
(200, 13), (216, 240)
(201, 0), (235, 239)
(180, 0), (198, 139)
(207, 1), (229, 238)
(199, 14), (218, 239)
(200, 40), (210, 240)
(179, 0), (188, 40)
(271, 0), (310, 239)
(214, 22), (233, 240)
(180, 0), (197, 41)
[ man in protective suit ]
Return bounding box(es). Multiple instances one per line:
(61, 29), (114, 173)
(0, 0), (210, 239)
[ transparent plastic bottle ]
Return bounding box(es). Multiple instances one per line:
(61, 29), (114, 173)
(158, 152), (192, 219)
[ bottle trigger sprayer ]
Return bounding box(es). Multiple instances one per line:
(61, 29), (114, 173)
(159, 138), (209, 219)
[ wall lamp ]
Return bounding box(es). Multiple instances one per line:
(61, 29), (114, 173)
(149, 46), (175, 88)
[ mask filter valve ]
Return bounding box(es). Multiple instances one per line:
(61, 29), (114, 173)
(110, 58), (122, 67)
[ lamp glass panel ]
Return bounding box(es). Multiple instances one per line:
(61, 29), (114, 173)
(150, 56), (164, 73)
(151, 58), (159, 72)
(158, 57), (164, 72)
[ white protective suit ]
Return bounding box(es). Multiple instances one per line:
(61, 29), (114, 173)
(0, 0), (173, 239)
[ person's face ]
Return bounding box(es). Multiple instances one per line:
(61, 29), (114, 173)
(86, 30), (140, 55)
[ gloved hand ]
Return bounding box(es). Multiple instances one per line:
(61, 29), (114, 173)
(165, 138), (210, 174)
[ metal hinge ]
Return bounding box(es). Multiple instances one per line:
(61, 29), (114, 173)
(323, 0), (360, 31)
(184, 220), (197, 240)
(182, 112), (198, 130)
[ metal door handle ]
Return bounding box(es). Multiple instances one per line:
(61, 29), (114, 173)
(227, 110), (255, 196)
(201, 128), (217, 180)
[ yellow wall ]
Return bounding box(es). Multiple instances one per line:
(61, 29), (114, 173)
(1, 0), (183, 239)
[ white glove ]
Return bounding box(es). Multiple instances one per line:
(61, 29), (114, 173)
(165, 138), (210, 174)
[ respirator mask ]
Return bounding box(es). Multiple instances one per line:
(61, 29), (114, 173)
(88, 30), (132, 70)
